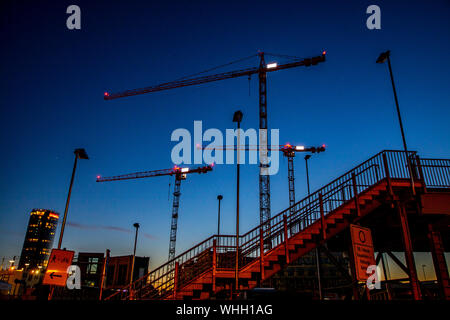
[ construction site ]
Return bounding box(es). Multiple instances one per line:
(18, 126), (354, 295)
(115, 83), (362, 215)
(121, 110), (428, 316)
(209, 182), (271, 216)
(0, 1), (449, 310)
(94, 51), (449, 301)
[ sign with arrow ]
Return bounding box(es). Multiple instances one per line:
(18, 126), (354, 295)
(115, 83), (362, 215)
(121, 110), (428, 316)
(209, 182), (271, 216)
(43, 249), (74, 286)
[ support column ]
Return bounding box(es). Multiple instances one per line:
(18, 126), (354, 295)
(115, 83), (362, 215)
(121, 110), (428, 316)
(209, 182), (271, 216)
(380, 252), (392, 300)
(212, 239), (217, 293)
(351, 173), (361, 217)
(173, 261), (179, 300)
(428, 224), (450, 300)
(397, 202), (421, 300)
(283, 215), (290, 264)
(348, 242), (360, 300)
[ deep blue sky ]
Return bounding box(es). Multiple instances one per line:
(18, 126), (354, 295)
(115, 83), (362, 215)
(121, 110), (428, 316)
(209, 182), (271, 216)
(1, 0), (449, 276)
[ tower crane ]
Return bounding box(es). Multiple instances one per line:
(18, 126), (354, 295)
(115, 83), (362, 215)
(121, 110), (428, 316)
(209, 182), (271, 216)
(198, 143), (325, 231)
(97, 164), (213, 261)
(103, 51), (326, 233)
(279, 144), (325, 216)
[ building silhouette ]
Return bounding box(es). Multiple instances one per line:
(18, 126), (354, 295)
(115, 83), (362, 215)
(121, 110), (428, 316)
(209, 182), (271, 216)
(18, 209), (59, 269)
(105, 255), (149, 289)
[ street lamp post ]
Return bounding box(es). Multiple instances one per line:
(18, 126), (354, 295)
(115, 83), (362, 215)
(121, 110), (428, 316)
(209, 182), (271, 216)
(233, 110), (243, 298)
(305, 154), (322, 300)
(217, 195), (223, 236)
(130, 223), (140, 284)
(304, 155), (311, 195)
(58, 148), (89, 249)
(129, 223), (140, 300)
(376, 50), (415, 195)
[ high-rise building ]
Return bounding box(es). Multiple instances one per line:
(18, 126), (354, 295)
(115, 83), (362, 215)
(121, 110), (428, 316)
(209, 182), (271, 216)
(18, 209), (59, 269)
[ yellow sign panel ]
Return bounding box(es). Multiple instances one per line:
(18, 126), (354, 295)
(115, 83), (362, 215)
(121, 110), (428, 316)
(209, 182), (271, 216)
(350, 224), (376, 281)
(43, 249), (74, 286)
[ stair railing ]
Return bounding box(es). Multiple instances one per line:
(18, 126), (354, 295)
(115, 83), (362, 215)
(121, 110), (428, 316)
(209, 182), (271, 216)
(105, 150), (430, 300)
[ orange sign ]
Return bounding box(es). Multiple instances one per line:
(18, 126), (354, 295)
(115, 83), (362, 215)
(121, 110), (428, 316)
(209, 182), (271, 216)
(350, 224), (376, 281)
(43, 249), (74, 286)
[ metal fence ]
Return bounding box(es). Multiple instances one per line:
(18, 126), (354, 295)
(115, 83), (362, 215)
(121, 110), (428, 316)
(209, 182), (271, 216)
(105, 150), (450, 300)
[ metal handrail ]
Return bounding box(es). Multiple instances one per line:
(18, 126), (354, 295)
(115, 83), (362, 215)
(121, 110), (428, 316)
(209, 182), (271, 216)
(105, 150), (449, 300)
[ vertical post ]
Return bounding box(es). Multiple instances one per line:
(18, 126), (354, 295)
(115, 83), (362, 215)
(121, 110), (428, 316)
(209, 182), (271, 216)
(365, 286), (372, 300)
(259, 228), (265, 284)
(415, 156), (427, 193)
(173, 261), (179, 300)
(315, 247), (323, 300)
(319, 193), (326, 240)
(382, 153), (394, 197)
(385, 54), (415, 196)
(217, 195), (223, 236)
(351, 173), (361, 217)
(305, 155), (311, 226)
(212, 239), (217, 293)
(99, 249), (110, 300)
(235, 118), (241, 297)
(283, 215), (289, 264)
(129, 223), (140, 300)
(374, 164), (380, 182)
(380, 252), (392, 300)
(130, 223), (140, 288)
(307, 158), (322, 300)
(58, 155), (78, 249)
(317, 193), (325, 300)
(397, 202), (421, 300)
(348, 242), (360, 300)
(428, 224), (450, 300)
(287, 155), (296, 233)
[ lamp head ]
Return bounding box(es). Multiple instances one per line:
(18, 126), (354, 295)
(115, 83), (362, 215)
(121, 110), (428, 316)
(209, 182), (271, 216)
(232, 110), (243, 123)
(376, 50), (390, 64)
(74, 148), (89, 160)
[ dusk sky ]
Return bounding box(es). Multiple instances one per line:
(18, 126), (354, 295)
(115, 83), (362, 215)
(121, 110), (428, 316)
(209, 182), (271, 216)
(1, 0), (449, 279)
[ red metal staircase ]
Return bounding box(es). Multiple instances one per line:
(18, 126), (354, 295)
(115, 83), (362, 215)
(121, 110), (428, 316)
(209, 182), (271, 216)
(104, 150), (448, 300)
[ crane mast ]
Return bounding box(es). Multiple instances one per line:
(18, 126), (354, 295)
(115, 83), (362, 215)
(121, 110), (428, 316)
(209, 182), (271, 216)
(280, 144), (326, 233)
(169, 174), (182, 261)
(258, 52), (271, 235)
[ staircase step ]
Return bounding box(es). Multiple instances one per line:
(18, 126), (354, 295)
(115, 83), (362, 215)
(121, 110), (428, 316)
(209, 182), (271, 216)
(298, 233), (313, 240)
(199, 291), (210, 300)
(289, 238), (304, 246)
(305, 228), (321, 235)
(366, 190), (381, 196)
(248, 280), (257, 287)
(265, 254), (280, 262)
(125, 173), (394, 301)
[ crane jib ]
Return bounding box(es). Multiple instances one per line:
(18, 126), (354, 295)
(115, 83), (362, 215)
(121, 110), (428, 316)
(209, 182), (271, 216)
(103, 54), (325, 100)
